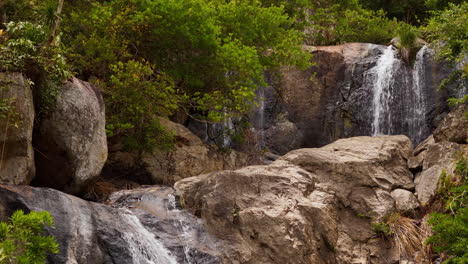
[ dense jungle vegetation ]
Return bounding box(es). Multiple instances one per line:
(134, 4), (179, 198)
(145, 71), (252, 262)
(0, 1), (467, 263)
(0, 0), (466, 152)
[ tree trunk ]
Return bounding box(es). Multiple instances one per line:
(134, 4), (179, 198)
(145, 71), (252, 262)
(49, 0), (64, 44)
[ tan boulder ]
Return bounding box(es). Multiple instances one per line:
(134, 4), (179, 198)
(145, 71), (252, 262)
(433, 104), (467, 144)
(106, 118), (248, 185)
(175, 136), (413, 263)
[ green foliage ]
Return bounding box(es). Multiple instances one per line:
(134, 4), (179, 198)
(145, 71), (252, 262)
(103, 60), (176, 152)
(62, 0), (311, 141)
(0, 21), (71, 114)
(423, 2), (467, 92)
(397, 23), (419, 49)
(305, 2), (398, 45)
(426, 209), (468, 263)
(424, 2), (468, 64)
(427, 155), (468, 263)
(372, 221), (392, 236)
(0, 210), (59, 264)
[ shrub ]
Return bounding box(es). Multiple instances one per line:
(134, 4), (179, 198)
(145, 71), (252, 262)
(426, 155), (468, 263)
(397, 23), (418, 49)
(0, 210), (59, 264)
(372, 221), (392, 236)
(103, 60), (176, 152)
(305, 3), (398, 45)
(0, 21), (71, 114)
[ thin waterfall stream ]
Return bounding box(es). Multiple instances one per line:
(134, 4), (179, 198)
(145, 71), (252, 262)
(371, 45), (399, 136)
(409, 46), (429, 143)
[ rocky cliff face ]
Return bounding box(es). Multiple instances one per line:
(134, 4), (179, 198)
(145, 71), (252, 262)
(0, 103), (465, 263)
(259, 43), (462, 154)
(0, 72), (35, 185)
(104, 117), (248, 186)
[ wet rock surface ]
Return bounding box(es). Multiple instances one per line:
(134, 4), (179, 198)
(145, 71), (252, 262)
(259, 43), (461, 151)
(0, 184), (220, 264)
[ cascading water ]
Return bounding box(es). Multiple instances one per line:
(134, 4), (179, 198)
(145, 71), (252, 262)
(371, 45), (399, 136)
(255, 86), (266, 148)
(408, 46), (429, 143)
(168, 195), (195, 264)
(222, 114), (234, 147)
(120, 211), (178, 264)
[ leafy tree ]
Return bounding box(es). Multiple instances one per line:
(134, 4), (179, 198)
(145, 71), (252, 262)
(305, 3), (398, 45)
(61, 0), (311, 150)
(103, 60), (177, 152)
(423, 2), (467, 89)
(424, 2), (467, 64)
(0, 210), (59, 264)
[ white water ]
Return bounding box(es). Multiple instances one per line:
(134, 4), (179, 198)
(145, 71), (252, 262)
(120, 211), (178, 264)
(371, 46), (400, 136)
(168, 195), (194, 264)
(223, 114), (234, 147)
(256, 86), (266, 148)
(409, 46), (428, 143)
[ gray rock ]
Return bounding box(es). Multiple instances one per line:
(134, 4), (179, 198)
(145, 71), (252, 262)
(0, 72), (35, 184)
(33, 77), (107, 193)
(433, 104), (467, 144)
(416, 165), (444, 206)
(0, 184), (220, 264)
(390, 189), (420, 213)
(264, 118), (304, 155)
(278, 135), (414, 195)
(412, 135), (467, 206)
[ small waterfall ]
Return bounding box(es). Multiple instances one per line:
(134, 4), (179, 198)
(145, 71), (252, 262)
(371, 45), (399, 136)
(120, 211), (178, 264)
(222, 114), (234, 147)
(409, 46), (428, 143)
(255, 86), (266, 148)
(168, 195), (195, 264)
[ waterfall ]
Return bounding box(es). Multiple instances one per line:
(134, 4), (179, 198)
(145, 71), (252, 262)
(120, 211), (178, 264)
(371, 46), (400, 136)
(168, 195), (195, 264)
(409, 46), (428, 143)
(222, 113), (234, 147)
(255, 86), (266, 148)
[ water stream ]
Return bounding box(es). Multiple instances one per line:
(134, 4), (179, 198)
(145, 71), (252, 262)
(409, 46), (429, 143)
(371, 45), (400, 136)
(120, 211), (178, 264)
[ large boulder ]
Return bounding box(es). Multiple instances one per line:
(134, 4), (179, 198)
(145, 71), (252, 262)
(105, 118), (248, 185)
(414, 140), (467, 206)
(0, 72), (35, 185)
(433, 103), (467, 144)
(263, 118), (304, 155)
(0, 184), (220, 264)
(175, 136), (414, 264)
(33, 77), (107, 193)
